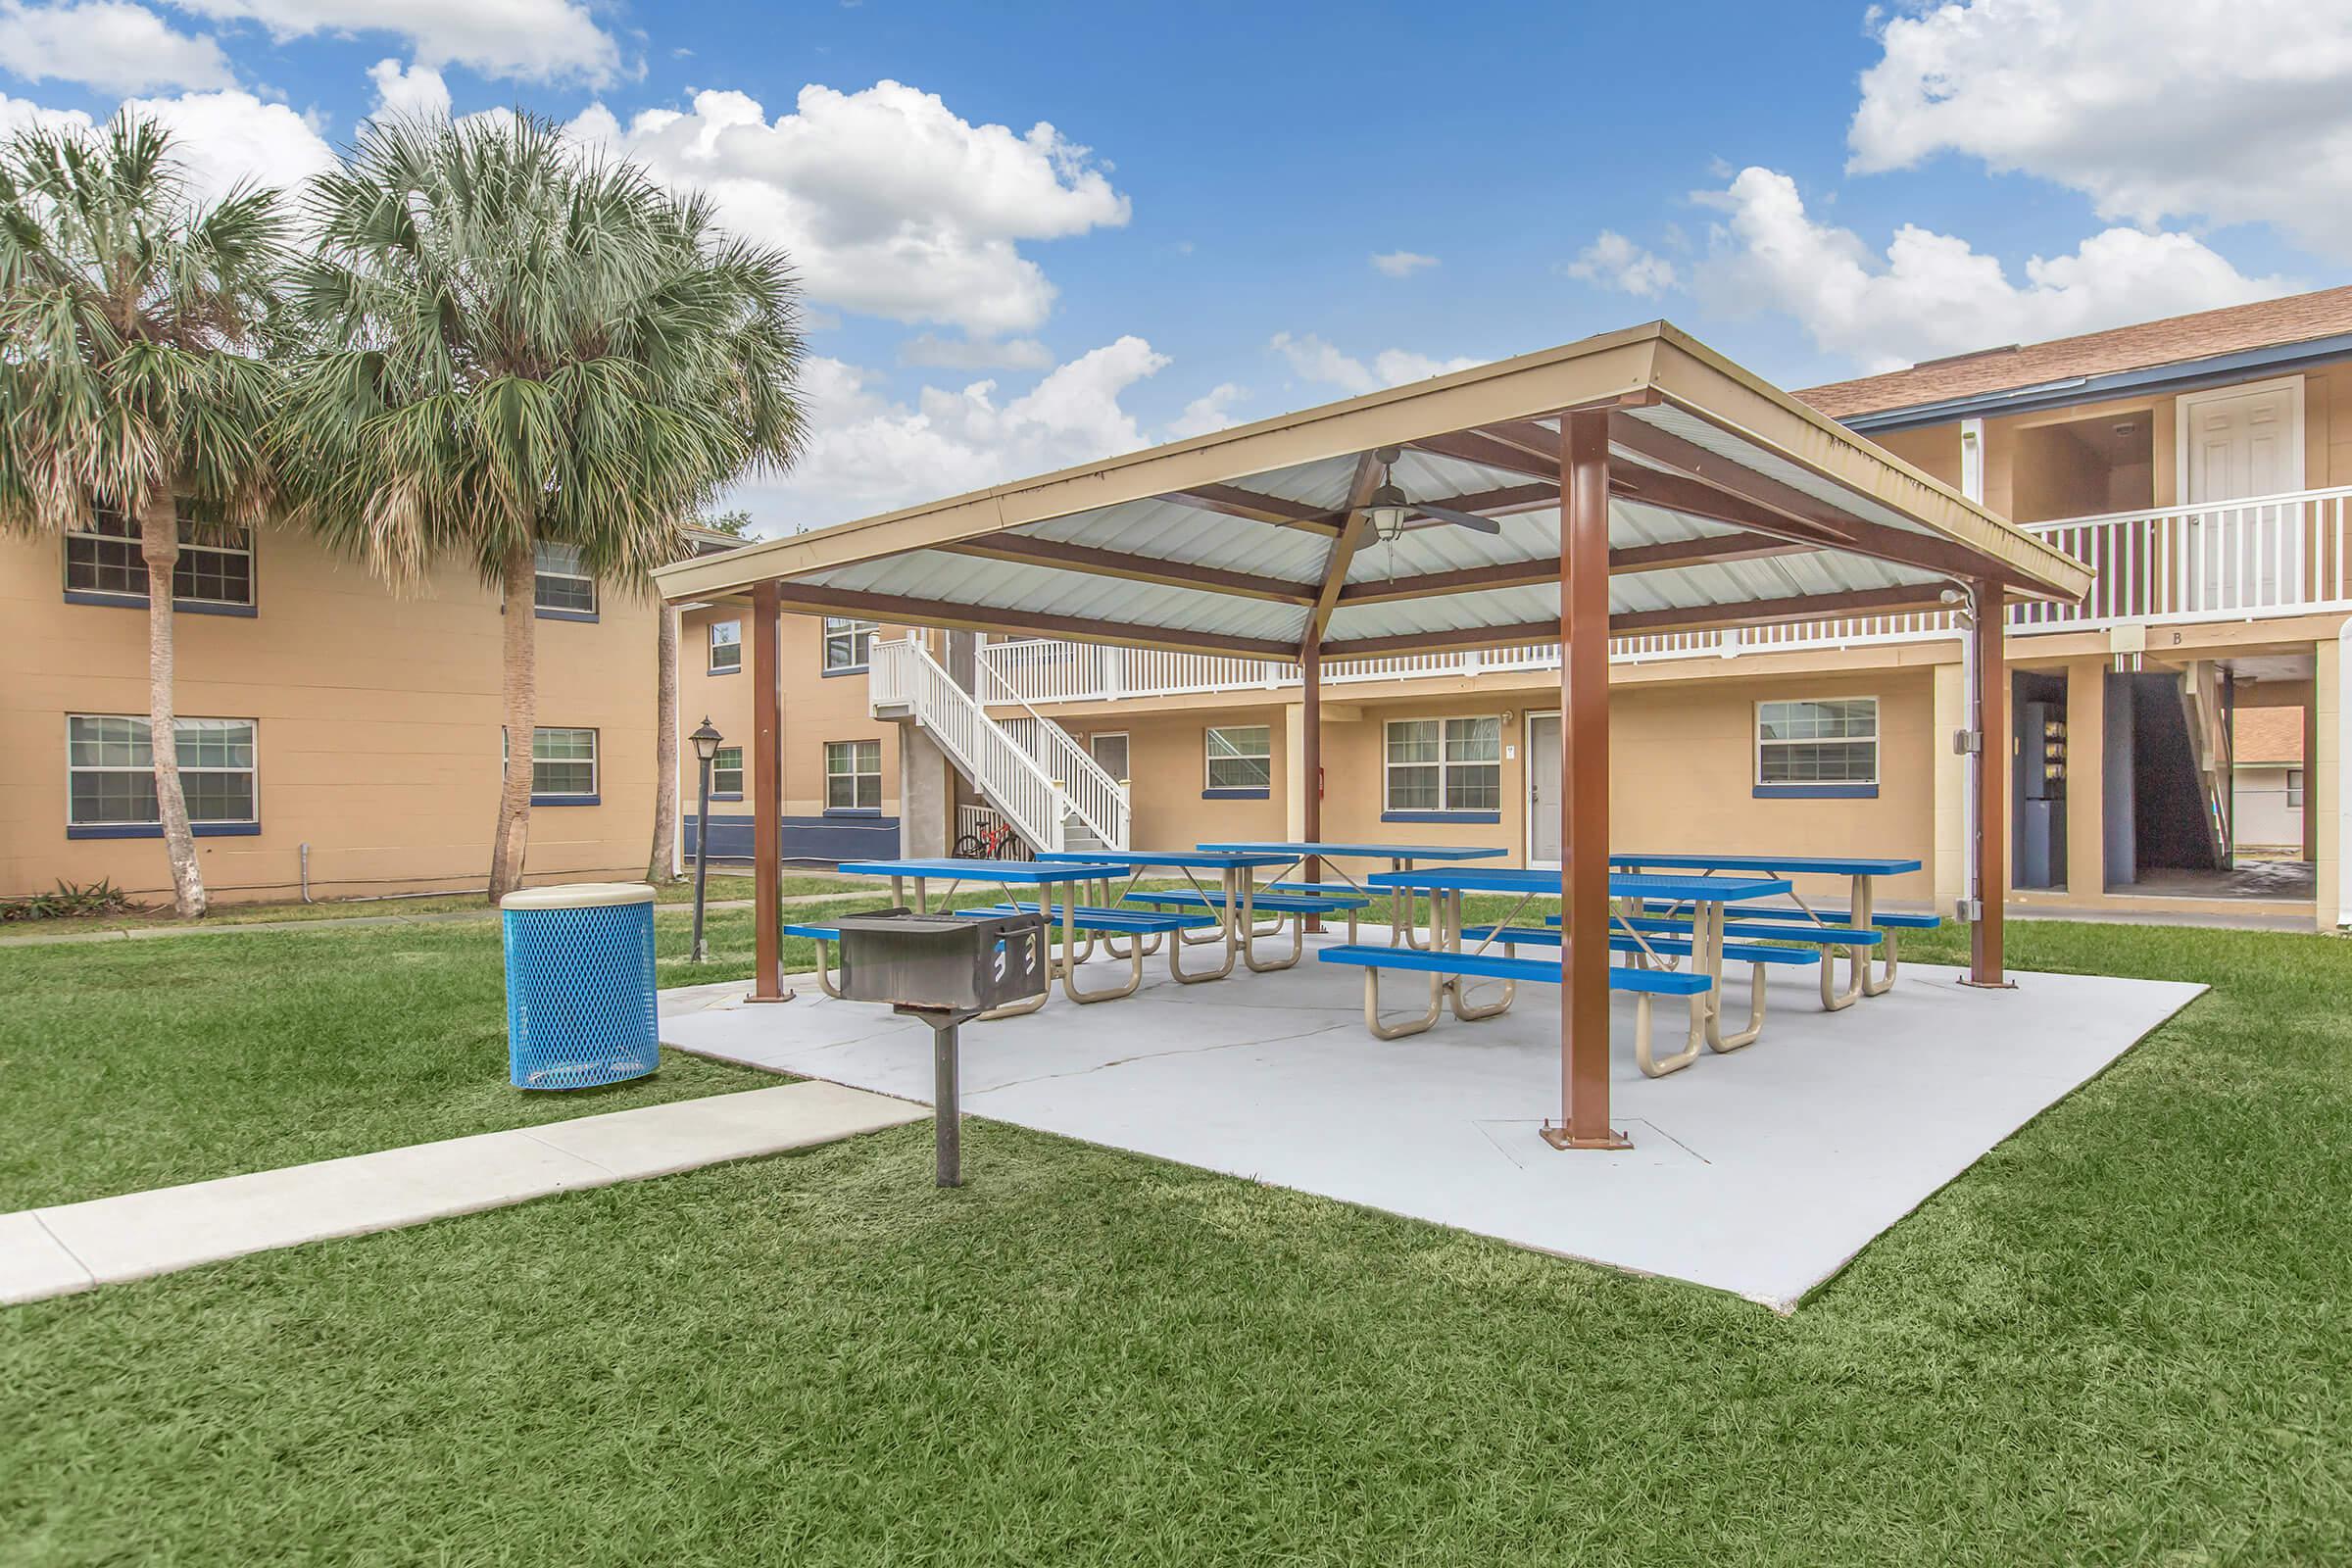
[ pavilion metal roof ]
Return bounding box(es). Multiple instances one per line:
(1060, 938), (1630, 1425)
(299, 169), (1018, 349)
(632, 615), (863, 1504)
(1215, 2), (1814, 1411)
(654, 320), (2093, 659)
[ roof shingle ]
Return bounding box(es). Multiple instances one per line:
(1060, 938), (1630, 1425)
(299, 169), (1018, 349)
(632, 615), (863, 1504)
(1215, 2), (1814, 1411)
(1796, 286), (2352, 420)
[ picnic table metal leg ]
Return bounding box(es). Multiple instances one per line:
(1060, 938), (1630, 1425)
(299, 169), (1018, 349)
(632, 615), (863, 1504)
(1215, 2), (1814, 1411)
(1361, 964), (1444, 1039)
(1242, 875), (1304, 972)
(1701, 905), (1767, 1053)
(1393, 858), (1433, 950)
(1635, 991), (1706, 1077)
(1167, 880), (1238, 984)
(811, 937), (844, 999)
(1058, 896), (1144, 1004)
(1447, 890), (1514, 1019)
(1854, 874), (1897, 997)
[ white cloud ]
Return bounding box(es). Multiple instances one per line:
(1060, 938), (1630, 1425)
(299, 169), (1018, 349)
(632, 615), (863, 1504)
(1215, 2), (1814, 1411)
(758, 336), (1170, 525)
(367, 57), (451, 121)
(1849, 0), (2352, 257)
(175, 0), (619, 86)
(0, 1), (232, 95)
(1691, 167), (2295, 372)
(1269, 331), (1484, 396)
(896, 332), (1054, 371)
(1565, 229), (1678, 297)
(566, 81), (1130, 336)
(121, 88), (336, 197)
(1166, 381), (1247, 439)
(1370, 249), (1438, 277)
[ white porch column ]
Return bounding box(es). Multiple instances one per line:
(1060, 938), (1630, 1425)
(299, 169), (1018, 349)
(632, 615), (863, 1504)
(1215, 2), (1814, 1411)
(2324, 629), (2346, 930)
(1933, 658), (1969, 914)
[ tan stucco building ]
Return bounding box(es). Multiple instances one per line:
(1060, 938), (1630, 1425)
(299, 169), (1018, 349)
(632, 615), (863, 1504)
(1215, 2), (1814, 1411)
(14, 290), (2352, 928)
(1, 523), (666, 904)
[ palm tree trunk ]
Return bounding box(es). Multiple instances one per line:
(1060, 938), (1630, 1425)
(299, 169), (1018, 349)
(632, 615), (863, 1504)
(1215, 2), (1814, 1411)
(139, 490), (207, 919)
(647, 601), (679, 883)
(488, 539), (538, 902)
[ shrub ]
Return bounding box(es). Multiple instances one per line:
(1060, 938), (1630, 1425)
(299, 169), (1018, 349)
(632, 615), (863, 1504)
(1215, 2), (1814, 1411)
(0, 879), (145, 922)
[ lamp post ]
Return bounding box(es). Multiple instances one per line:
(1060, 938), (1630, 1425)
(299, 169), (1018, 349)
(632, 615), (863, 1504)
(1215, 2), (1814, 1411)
(689, 715), (722, 964)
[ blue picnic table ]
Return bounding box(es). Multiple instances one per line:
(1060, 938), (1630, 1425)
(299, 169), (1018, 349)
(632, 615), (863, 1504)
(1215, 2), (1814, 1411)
(1364, 865), (1796, 1058)
(1607, 852), (1933, 1000)
(1038, 849), (1304, 977)
(1197, 840), (1509, 949)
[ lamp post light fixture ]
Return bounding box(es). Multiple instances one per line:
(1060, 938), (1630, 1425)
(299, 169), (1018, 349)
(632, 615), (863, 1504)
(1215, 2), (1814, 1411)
(689, 715), (723, 964)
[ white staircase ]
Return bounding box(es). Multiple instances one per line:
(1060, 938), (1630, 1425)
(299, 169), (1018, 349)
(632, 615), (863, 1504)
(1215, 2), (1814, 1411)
(869, 638), (1129, 854)
(2177, 662), (2233, 865)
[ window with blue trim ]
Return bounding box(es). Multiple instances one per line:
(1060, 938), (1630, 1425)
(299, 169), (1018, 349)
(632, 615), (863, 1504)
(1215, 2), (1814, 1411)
(711, 746), (743, 795)
(825, 739), (881, 810)
(1756, 698), (1878, 787)
(68, 714), (256, 829)
(532, 541), (597, 615)
(822, 616), (876, 672)
(1385, 716), (1498, 812)
(65, 505), (253, 610)
(1204, 725), (1271, 792)
(709, 618), (741, 672)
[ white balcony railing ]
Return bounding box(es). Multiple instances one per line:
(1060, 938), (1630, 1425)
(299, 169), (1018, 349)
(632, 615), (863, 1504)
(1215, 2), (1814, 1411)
(974, 486), (2352, 708)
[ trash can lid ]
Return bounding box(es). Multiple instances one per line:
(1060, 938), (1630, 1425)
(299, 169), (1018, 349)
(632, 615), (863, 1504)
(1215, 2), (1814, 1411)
(500, 881), (659, 911)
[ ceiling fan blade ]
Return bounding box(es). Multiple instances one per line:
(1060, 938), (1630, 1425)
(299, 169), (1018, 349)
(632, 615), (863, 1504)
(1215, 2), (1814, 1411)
(1410, 503), (1503, 535)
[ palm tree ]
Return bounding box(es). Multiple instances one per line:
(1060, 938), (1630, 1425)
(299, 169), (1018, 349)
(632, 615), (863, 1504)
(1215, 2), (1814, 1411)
(282, 115), (803, 901)
(0, 115), (287, 919)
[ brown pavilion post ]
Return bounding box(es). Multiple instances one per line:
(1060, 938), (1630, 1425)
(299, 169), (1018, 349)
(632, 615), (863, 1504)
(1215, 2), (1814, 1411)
(1968, 576), (2009, 987)
(1301, 633), (1322, 931)
(748, 580), (790, 1002)
(1543, 408), (1628, 1151)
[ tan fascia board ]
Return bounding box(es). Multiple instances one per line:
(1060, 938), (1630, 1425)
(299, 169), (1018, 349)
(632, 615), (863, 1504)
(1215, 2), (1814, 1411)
(653, 325), (1672, 604)
(1644, 326), (2095, 605)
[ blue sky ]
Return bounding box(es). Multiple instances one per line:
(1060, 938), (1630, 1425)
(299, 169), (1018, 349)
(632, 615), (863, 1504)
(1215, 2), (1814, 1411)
(3, 0), (2345, 527)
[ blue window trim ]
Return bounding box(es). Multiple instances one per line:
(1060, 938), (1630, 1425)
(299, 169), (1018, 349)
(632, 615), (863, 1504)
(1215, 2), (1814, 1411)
(707, 662), (740, 676)
(531, 793), (600, 807)
(709, 791), (744, 803)
(1201, 787), (1270, 800)
(69, 820), (260, 840)
(822, 807), (884, 818)
(1381, 809), (1501, 825)
(534, 607), (600, 624)
(820, 662), (869, 679)
(1751, 783), (1879, 800)
(65, 589), (257, 618)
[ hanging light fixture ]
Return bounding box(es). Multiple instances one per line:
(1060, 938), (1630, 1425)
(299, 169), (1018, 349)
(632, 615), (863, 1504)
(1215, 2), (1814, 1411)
(1366, 449), (1411, 543)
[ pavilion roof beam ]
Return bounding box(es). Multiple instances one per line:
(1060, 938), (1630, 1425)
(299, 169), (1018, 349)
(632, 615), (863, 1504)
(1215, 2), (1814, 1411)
(1304, 452), (1389, 647)
(766, 583), (1299, 661)
(1606, 411), (2026, 588)
(1168, 483), (1345, 536)
(940, 534), (1319, 606)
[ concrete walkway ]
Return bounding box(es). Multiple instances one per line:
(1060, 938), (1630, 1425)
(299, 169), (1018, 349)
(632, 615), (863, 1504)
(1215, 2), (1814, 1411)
(0, 1080), (924, 1305)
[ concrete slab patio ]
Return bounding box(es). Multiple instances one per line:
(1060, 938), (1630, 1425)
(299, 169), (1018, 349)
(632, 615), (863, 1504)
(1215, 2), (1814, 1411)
(662, 929), (2203, 1310)
(1, 1080), (924, 1305)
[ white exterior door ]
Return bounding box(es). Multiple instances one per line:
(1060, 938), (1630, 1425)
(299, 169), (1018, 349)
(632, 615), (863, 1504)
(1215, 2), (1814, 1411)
(2182, 379), (2303, 608)
(1526, 712), (1561, 865)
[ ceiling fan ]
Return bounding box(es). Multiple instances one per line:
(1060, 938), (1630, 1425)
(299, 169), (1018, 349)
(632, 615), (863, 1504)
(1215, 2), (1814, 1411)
(1361, 446), (1501, 540)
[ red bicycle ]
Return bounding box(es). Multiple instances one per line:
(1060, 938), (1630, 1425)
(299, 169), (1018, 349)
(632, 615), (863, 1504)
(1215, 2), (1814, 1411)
(954, 819), (1031, 859)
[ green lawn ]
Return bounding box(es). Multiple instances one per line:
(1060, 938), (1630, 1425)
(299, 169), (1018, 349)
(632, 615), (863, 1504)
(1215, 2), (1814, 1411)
(0, 899), (897, 1210)
(5, 918), (2349, 1562)
(2, 871), (895, 936)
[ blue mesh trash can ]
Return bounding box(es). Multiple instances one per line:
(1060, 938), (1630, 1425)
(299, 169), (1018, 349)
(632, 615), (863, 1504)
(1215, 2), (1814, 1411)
(501, 883), (661, 1090)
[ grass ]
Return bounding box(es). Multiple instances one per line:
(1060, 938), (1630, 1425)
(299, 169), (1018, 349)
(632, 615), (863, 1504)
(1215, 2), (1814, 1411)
(5, 918), (2349, 1562)
(0, 898), (901, 1210)
(4, 871), (896, 936)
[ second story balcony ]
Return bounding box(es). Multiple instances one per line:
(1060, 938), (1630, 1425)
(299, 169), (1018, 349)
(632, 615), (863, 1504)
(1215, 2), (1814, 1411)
(974, 485), (2352, 706)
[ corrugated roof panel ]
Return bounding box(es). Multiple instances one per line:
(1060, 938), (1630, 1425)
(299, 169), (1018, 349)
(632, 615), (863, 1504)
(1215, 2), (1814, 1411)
(803, 551), (1309, 644)
(1017, 498), (1335, 581)
(1627, 404), (1939, 541)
